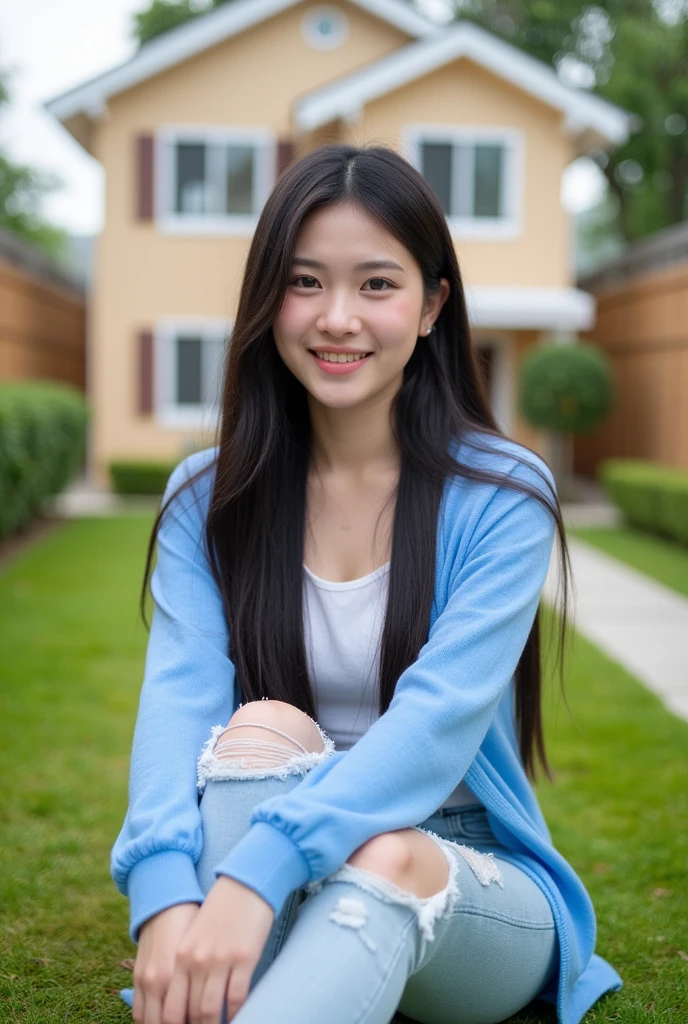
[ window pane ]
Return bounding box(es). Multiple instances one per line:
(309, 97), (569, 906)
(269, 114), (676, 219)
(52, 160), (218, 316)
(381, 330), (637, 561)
(420, 142), (452, 215)
(176, 144), (206, 214)
(202, 335), (226, 407)
(176, 336), (203, 405)
(474, 144), (503, 217)
(454, 143), (473, 218)
(225, 145), (254, 214)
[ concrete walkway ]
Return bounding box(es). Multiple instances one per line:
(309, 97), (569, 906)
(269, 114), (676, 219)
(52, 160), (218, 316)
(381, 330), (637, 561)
(543, 537), (688, 723)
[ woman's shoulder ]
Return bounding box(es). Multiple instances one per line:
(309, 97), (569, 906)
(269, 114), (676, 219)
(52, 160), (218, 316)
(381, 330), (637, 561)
(160, 446), (220, 530)
(446, 429), (557, 507)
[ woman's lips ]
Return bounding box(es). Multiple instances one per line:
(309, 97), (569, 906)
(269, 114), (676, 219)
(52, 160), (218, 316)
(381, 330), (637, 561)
(308, 351), (373, 375)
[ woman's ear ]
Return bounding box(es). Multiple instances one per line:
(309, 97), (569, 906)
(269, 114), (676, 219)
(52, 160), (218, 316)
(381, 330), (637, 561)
(423, 278), (451, 330)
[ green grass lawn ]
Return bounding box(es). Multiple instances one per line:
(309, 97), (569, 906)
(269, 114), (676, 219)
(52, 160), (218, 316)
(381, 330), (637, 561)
(1, 518), (686, 1022)
(570, 526), (688, 601)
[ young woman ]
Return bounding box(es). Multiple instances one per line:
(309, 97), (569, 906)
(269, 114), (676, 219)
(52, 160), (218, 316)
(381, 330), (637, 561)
(112, 143), (622, 1024)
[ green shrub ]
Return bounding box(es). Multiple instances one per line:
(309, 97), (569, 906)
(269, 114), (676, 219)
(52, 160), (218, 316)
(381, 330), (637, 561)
(519, 342), (614, 433)
(109, 460), (178, 496)
(0, 380), (89, 540)
(599, 459), (688, 547)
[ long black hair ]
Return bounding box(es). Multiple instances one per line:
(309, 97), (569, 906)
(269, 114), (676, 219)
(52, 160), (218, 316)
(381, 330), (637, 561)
(141, 143), (571, 782)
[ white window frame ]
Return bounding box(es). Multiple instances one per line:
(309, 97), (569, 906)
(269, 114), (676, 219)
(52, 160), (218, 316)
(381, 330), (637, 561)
(154, 317), (232, 430)
(155, 126), (277, 236)
(401, 125), (524, 240)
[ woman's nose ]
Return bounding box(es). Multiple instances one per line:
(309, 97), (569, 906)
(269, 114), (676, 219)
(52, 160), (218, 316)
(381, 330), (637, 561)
(317, 295), (361, 336)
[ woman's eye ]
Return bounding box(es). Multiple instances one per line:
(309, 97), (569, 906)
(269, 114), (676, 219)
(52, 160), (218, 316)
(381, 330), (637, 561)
(292, 275), (319, 288)
(363, 278), (393, 291)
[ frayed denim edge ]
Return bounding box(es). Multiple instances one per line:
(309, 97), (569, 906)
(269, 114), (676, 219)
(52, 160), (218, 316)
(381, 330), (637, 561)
(305, 827), (462, 964)
(196, 715), (336, 791)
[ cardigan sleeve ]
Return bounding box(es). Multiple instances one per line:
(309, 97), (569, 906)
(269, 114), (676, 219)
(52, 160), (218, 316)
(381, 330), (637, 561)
(213, 453), (557, 918)
(109, 450), (234, 943)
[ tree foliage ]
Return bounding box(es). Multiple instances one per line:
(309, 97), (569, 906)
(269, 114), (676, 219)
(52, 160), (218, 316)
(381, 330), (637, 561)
(131, 0), (237, 47)
(0, 72), (67, 261)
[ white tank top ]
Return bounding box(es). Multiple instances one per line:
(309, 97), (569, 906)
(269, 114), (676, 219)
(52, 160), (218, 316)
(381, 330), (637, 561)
(302, 560), (482, 811)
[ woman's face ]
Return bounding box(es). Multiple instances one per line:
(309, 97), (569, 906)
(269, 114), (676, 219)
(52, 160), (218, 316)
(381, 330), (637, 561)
(273, 201), (448, 412)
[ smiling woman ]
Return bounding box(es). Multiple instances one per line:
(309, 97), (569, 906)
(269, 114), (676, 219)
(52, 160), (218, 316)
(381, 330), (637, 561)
(111, 143), (622, 1024)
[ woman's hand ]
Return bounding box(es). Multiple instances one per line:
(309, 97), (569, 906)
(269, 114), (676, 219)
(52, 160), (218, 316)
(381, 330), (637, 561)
(162, 875), (275, 1024)
(133, 902), (201, 1024)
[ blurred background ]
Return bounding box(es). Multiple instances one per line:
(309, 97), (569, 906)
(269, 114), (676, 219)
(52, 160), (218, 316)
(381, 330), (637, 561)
(0, 2), (686, 1022)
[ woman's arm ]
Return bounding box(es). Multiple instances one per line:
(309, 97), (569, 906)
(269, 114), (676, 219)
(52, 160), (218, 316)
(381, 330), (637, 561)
(110, 449), (234, 943)
(212, 452), (557, 919)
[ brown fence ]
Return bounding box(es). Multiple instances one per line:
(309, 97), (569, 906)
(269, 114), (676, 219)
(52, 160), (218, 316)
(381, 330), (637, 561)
(574, 221), (688, 477)
(0, 228), (86, 390)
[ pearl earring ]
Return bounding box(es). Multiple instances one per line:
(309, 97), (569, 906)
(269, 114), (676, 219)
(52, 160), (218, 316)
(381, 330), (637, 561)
(425, 325), (433, 335)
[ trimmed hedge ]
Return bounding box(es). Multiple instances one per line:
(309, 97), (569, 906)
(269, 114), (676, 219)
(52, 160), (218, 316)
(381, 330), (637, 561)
(599, 459), (688, 547)
(109, 460), (178, 496)
(0, 381), (89, 540)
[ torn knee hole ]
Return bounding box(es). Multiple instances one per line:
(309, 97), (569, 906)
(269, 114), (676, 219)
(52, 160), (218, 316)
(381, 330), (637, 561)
(196, 720), (336, 788)
(212, 722), (310, 767)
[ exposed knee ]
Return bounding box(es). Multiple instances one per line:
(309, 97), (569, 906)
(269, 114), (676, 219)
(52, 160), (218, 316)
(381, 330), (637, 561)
(213, 699), (324, 767)
(347, 829), (450, 899)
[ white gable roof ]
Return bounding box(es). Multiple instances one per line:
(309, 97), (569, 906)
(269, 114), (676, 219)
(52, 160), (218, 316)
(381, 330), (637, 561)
(44, 0), (437, 125)
(295, 20), (632, 146)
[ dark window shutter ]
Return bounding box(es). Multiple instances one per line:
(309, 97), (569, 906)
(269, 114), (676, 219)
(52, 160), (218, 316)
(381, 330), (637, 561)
(136, 135), (155, 220)
(137, 330), (154, 414)
(277, 139), (295, 178)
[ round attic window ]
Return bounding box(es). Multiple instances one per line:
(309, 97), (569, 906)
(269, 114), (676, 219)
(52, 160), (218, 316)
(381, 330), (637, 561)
(301, 6), (349, 50)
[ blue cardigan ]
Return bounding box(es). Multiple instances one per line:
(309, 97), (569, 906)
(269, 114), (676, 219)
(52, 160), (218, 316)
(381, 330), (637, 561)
(111, 433), (622, 1024)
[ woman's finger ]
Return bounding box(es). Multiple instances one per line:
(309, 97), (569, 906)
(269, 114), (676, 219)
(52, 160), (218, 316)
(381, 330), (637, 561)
(132, 985), (145, 1024)
(197, 967), (231, 1024)
(161, 968), (190, 1024)
(188, 963), (211, 1024)
(225, 964), (253, 1022)
(140, 988), (162, 1024)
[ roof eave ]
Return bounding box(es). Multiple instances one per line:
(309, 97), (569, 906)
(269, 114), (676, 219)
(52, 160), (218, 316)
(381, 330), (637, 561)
(295, 21), (633, 148)
(42, 0), (436, 141)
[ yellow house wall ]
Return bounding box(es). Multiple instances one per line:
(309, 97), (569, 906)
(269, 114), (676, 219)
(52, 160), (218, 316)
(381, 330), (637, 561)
(90, 0), (572, 481)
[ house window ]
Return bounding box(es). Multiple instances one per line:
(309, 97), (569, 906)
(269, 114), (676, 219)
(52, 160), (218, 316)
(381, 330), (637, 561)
(175, 142), (254, 216)
(404, 127), (522, 239)
(420, 139), (505, 218)
(156, 127), (275, 235)
(156, 321), (229, 428)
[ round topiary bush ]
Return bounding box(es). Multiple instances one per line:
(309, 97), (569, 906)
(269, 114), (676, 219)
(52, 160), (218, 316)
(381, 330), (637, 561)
(519, 342), (614, 434)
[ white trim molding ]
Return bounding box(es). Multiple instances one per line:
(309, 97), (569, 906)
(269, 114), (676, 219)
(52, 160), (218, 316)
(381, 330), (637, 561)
(402, 124), (524, 241)
(295, 20), (632, 148)
(154, 317), (231, 430)
(42, 0), (437, 136)
(464, 286), (595, 332)
(155, 125), (276, 236)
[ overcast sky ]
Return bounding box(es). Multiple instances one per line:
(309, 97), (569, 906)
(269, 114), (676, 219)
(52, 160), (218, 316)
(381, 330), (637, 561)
(0, 0), (605, 236)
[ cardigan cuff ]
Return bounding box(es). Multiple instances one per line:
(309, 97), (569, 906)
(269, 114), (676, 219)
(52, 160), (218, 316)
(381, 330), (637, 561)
(213, 820), (312, 918)
(127, 849), (204, 944)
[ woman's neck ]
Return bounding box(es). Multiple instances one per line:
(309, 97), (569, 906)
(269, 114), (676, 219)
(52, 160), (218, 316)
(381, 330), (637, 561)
(308, 399), (400, 481)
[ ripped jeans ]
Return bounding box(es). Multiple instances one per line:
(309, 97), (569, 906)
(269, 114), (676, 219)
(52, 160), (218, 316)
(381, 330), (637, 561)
(194, 717), (557, 1024)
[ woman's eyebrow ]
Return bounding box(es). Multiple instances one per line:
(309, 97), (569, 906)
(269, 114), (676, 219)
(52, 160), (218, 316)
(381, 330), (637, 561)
(291, 257), (406, 273)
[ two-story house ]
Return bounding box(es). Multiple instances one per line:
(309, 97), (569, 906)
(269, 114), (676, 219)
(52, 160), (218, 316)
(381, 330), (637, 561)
(45, 0), (631, 483)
